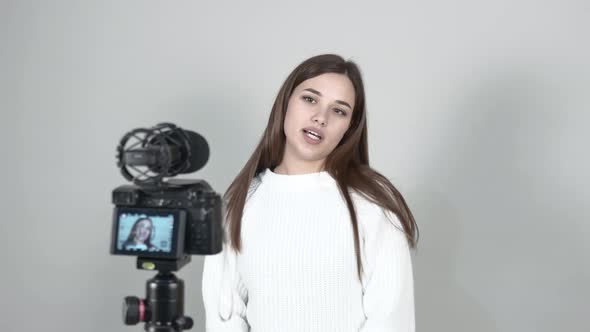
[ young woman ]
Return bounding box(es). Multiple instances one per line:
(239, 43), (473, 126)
(202, 54), (418, 331)
(123, 217), (156, 251)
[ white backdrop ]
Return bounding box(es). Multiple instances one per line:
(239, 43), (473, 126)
(1, 1), (588, 331)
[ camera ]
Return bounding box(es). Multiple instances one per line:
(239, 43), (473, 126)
(110, 179), (223, 263)
(110, 123), (223, 331)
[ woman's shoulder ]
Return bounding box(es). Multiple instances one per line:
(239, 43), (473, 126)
(349, 189), (404, 231)
(348, 189), (379, 215)
(241, 172), (264, 216)
(246, 172), (263, 201)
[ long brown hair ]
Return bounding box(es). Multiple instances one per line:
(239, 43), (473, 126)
(224, 54), (419, 281)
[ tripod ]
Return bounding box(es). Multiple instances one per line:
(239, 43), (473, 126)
(123, 256), (194, 331)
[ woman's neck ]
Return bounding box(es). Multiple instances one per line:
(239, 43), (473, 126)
(273, 162), (325, 175)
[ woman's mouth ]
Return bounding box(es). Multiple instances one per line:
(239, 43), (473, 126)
(302, 129), (322, 144)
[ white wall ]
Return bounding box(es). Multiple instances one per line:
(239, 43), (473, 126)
(2, 1), (588, 331)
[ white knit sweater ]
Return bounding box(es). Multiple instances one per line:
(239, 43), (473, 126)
(201, 168), (415, 332)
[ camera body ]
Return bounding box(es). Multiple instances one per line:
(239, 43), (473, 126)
(110, 179), (223, 261)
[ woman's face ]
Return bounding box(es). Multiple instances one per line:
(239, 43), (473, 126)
(135, 219), (152, 243)
(282, 73), (355, 172)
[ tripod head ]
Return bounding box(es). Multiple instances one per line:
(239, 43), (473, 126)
(122, 257), (193, 332)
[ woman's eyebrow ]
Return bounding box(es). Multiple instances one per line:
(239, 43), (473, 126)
(303, 88), (352, 109)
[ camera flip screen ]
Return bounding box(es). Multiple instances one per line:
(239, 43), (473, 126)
(111, 207), (185, 258)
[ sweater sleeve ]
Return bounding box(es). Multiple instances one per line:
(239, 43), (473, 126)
(359, 207), (415, 332)
(201, 238), (250, 332)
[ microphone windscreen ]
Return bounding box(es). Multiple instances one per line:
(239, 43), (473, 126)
(183, 130), (209, 173)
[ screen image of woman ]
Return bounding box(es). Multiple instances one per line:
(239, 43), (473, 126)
(123, 217), (158, 251)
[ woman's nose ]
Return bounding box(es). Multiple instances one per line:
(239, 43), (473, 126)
(312, 110), (327, 126)
(314, 118), (325, 126)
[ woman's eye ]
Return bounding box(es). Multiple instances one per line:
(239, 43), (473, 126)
(334, 108), (347, 116)
(302, 96), (316, 103)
